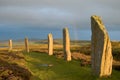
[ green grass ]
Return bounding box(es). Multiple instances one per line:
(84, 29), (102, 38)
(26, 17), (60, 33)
(24, 52), (120, 80)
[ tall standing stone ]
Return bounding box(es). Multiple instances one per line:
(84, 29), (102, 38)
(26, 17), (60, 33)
(63, 27), (71, 61)
(8, 39), (12, 51)
(91, 15), (113, 77)
(25, 37), (29, 53)
(48, 33), (53, 55)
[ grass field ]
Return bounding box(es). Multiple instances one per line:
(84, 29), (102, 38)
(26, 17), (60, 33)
(0, 39), (120, 80)
(24, 52), (120, 80)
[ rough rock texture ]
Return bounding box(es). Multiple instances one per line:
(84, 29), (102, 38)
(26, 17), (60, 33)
(8, 39), (12, 51)
(48, 33), (53, 55)
(25, 37), (29, 53)
(63, 27), (71, 61)
(91, 15), (113, 77)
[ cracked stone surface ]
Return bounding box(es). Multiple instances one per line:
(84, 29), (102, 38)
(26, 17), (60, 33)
(91, 15), (113, 77)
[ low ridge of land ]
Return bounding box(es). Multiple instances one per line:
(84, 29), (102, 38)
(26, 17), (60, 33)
(0, 50), (31, 80)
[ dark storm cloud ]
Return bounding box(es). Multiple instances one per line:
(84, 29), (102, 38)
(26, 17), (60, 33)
(0, 0), (120, 28)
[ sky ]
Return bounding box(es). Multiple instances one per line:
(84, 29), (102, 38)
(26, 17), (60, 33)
(0, 0), (120, 30)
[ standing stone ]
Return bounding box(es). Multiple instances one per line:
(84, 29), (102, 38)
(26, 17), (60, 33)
(91, 15), (113, 77)
(8, 39), (12, 51)
(25, 37), (29, 53)
(48, 33), (53, 55)
(63, 27), (71, 61)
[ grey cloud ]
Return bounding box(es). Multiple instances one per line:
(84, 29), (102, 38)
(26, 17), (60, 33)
(0, 0), (120, 28)
(0, 7), (77, 26)
(95, 1), (120, 9)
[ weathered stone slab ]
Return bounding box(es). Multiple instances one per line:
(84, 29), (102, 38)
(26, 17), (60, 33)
(8, 39), (12, 51)
(25, 37), (29, 53)
(63, 27), (71, 61)
(48, 33), (53, 55)
(91, 15), (113, 77)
